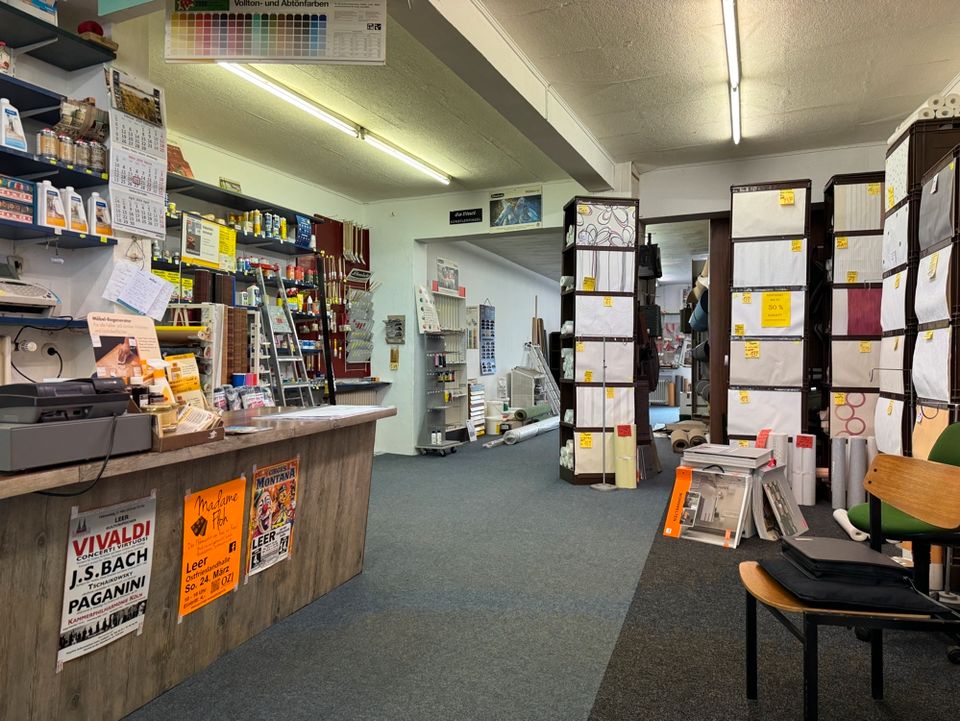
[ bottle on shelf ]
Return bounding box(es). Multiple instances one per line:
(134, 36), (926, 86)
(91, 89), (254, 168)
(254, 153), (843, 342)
(0, 98), (27, 152)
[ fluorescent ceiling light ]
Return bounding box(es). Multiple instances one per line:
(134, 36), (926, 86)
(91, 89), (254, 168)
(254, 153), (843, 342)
(218, 62), (358, 137)
(721, 0), (740, 89)
(730, 85), (742, 145)
(363, 133), (450, 185)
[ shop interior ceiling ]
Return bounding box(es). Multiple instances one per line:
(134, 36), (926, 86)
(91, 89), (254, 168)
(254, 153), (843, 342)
(140, 11), (568, 201)
(644, 220), (710, 284)
(481, 0), (960, 168)
(421, 228), (564, 281)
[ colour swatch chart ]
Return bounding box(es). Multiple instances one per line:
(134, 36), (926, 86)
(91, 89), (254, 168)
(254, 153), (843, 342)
(165, 0), (385, 64)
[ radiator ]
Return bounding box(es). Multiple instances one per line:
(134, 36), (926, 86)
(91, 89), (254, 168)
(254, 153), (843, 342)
(650, 377), (671, 405)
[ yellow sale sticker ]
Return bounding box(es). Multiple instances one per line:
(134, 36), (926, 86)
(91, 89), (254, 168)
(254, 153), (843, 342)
(602, 296), (613, 307)
(584, 370), (594, 382)
(779, 189), (795, 206)
(887, 185), (895, 210)
(859, 341), (872, 353)
(761, 291), (791, 328)
(834, 392), (847, 406)
(887, 399), (894, 416)
(734, 323), (745, 336)
(580, 432), (593, 449)
(925, 330), (935, 341)
(739, 390), (750, 404)
(836, 236), (849, 249)
(929, 251), (939, 278)
(606, 387), (615, 399)
(575, 341), (585, 352)
(737, 439), (750, 447)
(894, 336), (900, 350)
(867, 183), (881, 196)
(582, 276), (596, 292)
(742, 292), (752, 304)
(744, 341), (760, 359)
(894, 272), (901, 289)
(791, 239), (803, 252)
(846, 270), (858, 283)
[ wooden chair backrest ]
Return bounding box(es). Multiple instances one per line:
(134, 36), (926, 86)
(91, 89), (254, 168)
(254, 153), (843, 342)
(865, 455), (960, 529)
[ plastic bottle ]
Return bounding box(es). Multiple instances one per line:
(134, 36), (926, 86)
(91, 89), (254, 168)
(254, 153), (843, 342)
(87, 191), (112, 236)
(38, 180), (65, 228)
(60, 186), (86, 232)
(0, 98), (27, 151)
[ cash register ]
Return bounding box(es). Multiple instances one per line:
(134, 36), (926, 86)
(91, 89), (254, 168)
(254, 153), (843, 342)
(0, 378), (153, 472)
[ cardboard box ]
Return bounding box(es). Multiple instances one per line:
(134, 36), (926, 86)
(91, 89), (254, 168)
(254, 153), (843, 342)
(152, 424), (225, 452)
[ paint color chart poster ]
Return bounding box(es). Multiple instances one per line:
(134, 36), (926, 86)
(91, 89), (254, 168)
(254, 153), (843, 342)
(165, 0), (386, 64)
(57, 493), (156, 671)
(246, 457), (299, 578)
(179, 477), (246, 618)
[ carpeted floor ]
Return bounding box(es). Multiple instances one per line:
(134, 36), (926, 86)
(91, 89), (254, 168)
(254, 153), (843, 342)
(125, 432), (676, 721)
(588, 500), (960, 721)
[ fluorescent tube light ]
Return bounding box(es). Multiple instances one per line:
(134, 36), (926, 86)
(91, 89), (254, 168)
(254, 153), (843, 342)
(218, 62), (358, 138)
(721, 0), (740, 89)
(730, 85), (742, 145)
(363, 133), (451, 185)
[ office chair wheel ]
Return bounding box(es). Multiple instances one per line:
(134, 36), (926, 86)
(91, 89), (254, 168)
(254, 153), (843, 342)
(948, 646), (960, 665)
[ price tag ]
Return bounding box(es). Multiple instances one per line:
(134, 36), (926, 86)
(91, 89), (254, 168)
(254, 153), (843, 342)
(894, 336), (900, 350)
(779, 189), (795, 206)
(579, 432), (593, 449)
(739, 390), (750, 404)
(894, 272), (901, 289)
(796, 435), (814, 449)
(575, 341), (585, 352)
(734, 323), (745, 336)
(602, 296), (613, 307)
(836, 236), (849, 249)
(887, 399), (894, 416)
(577, 204), (590, 215)
(834, 392), (847, 406)
(887, 185), (895, 210)
(744, 340), (760, 359)
(791, 239), (803, 252)
(928, 251), (939, 279)
(867, 182), (881, 196)
(761, 291), (791, 328)
(737, 439), (750, 447)
(846, 270), (858, 283)
(99, 236), (109, 244)
(584, 370), (594, 382)
(925, 330), (935, 341)
(859, 341), (872, 353)
(582, 276), (596, 292)
(606, 387), (615, 399)
(741, 292), (752, 304)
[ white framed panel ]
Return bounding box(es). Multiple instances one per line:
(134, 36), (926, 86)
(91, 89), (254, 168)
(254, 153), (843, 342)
(918, 161), (954, 252)
(885, 137), (909, 211)
(830, 391), (878, 438)
(733, 239), (807, 288)
(881, 203), (910, 272)
(874, 396), (905, 455)
(575, 249), (635, 293)
(833, 234), (882, 283)
(576, 386), (635, 427)
(915, 245), (952, 325)
(731, 187), (808, 238)
(574, 340), (634, 383)
(727, 389), (803, 436)
(831, 339), (880, 388)
(574, 431), (615, 474)
(575, 202), (636, 247)
(831, 287), (882, 336)
(729, 339), (804, 387)
(575, 295), (633, 336)
(730, 290), (806, 337)
(880, 268), (910, 332)
(878, 334), (906, 395)
(912, 327), (953, 402)
(834, 182), (882, 232)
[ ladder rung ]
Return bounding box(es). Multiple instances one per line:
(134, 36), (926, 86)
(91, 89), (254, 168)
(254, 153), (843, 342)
(278, 356), (303, 362)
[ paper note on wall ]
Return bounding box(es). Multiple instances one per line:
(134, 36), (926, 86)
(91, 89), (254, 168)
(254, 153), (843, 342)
(761, 291), (792, 327)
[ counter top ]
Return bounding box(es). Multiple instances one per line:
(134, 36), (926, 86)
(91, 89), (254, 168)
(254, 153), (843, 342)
(0, 405), (396, 500)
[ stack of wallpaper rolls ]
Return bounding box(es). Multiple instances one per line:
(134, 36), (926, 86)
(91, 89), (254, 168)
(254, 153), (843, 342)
(888, 94), (960, 145)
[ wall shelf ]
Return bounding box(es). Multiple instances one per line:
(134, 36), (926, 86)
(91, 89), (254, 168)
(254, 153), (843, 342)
(0, 74), (62, 125)
(0, 315), (86, 329)
(0, 4), (117, 70)
(166, 173), (305, 219)
(0, 146), (108, 189)
(0, 217), (116, 248)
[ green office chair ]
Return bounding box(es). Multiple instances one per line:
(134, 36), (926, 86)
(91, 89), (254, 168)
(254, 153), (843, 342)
(848, 422), (960, 595)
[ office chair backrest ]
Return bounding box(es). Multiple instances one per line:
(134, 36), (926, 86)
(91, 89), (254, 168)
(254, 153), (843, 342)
(864, 454), (960, 530)
(928, 422), (960, 467)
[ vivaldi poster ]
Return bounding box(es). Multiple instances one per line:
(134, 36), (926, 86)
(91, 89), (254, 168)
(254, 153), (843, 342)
(246, 457), (299, 577)
(179, 477), (246, 618)
(58, 493), (157, 671)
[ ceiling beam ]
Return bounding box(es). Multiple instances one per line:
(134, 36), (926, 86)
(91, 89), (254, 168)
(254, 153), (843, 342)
(389, 0), (617, 192)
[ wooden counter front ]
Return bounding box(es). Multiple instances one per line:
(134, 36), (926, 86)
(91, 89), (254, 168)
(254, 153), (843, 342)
(0, 405), (395, 721)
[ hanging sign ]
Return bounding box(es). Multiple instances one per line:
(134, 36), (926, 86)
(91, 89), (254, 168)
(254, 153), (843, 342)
(246, 458), (300, 577)
(489, 185), (542, 233)
(449, 208), (482, 225)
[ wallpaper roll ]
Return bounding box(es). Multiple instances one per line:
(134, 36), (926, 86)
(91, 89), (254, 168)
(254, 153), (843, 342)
(687, 430), (707, 447)
(945, 93), (960, 108)
(799, 435), (817, 506)
(927, 94), (946, 108)
(769, 432), (790, 469)
(613, 425), (637, 489)
(831, 437), (847, 509)
(671, 429), (690, 453)
(514, 403), (551, 422)
(918, 107), (937, 120)
(833, 508), (869, 542)
(936, 107), (955, 119)
(847, 437), (868, 507)
(866, 436), (878, 468)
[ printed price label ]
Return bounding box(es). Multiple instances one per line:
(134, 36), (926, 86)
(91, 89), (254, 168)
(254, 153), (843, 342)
(887, 399), (894, 416)
(584, 370), (594, 382)
(859, 341), (872, 353)
(579, 432), (593, 449)
(734, 323), (745, 336)
(836, 236), (849, 249)
(744, 340), (760, 359)
(887, 185), (895, 210)
(867, 182), (881, 196)
(779, 189), (795, 206)
(894, 336), (900, 350)
(791, 239), (803, 252)
(739, 390), (750, 404)
(741, 292), (752, 304)
(575, 341), (585, 352)
(737, 439), (750, 447)
(606, 387), (615, 399)
(796, 435), (814, 449)
(577, 204), (590, 215)
(582, 276), (596, 292)
(846, 270), (858, 283)
(928, 251), (939, 278)
(894, 272), (902, 289)
(834, 392), (847, 406)
(602, 296), (613, 307)
(925, 330), (935, 341)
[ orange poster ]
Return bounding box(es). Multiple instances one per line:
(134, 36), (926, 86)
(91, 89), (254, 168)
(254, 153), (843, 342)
(179, 477), (247, 618)
(662, 466), (693, 538)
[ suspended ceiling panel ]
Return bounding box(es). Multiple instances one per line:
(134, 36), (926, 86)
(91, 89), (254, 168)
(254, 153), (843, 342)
(644, 220), (710, 284)
(142, 12), (567, 201)
(481, 0), (960, 168)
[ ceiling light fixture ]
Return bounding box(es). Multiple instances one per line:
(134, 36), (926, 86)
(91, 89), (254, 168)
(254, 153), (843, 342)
(218, 62), (452, 184)
(721, 0), (742, 144)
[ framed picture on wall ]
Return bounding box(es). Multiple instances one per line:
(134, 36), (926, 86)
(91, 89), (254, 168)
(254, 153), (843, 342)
(436, 257), (459, 292)
(489, 185), (542, 232)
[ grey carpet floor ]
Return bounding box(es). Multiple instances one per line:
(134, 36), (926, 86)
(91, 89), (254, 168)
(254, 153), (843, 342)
(126, 433), (676, 721)
(588, 499), (960, 721)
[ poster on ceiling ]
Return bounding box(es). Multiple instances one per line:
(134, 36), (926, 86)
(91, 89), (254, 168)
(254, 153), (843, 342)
(246, 457), (300, 578)
(57, 493), (157, 671)
(489, 185), (542, 233)
(164, 0), (386, 65)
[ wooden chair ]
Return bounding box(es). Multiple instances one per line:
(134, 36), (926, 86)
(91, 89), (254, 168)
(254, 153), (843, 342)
(740, 454), (960, 721)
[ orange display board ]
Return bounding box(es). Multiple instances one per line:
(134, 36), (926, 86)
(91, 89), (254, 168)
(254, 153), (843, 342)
(179, 477), (247, 618)
(662, 466), (693, 538)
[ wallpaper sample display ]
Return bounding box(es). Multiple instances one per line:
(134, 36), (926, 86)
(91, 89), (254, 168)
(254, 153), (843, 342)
(732, 239), (807, 288)
(830, 391), (879, 438)
(727, 389), (803, 436)
(918, 161), (955, 252)
(874, 396), (905, 455)
(878, 334), (906, 395)
(729, 339), (804, 387)
(831, 287), (882, 336)
(575, 431), (615, 474)
(575, 203), (636, 247)
(882, 203), (910, 272)
(833, 234), (883, 284)
(575, 248), (635, 293)
(575, 340), (634, 383)
(885, 136), (910, 212)
(914, 245), (952, 325)
(912, 403), (953, 460)
(834, 182), (883, 232)
(880, 268), (910, 332)
(731, 187), (808, 238)
(912, 326), (953, 402)
(575, 295), (633, 337)
(730, 290), (806, 337)
(831, 339), (881, 388)
(575, 386), (635, 427)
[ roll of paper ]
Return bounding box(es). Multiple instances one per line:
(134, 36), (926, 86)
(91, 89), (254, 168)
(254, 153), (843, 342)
(800, 435), (816, 506)
(927, 94), (946, 108)
(831, 438), (847, 509)
(614, 425), (637, 489)
(833, 508), (869, 542)
(847, 437), (868, 507)
(866, 436), (878, 469)
(770, 432), (790, 468)
(936, 107), (955, 119)
(918, 107), (936, 120)
(687, 431), (707, 447)
(670, 429), (689, 453)
(945, 94), (960, 108)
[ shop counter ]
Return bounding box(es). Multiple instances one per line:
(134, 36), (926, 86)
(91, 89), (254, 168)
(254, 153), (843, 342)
(0, 405), (395, 721)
